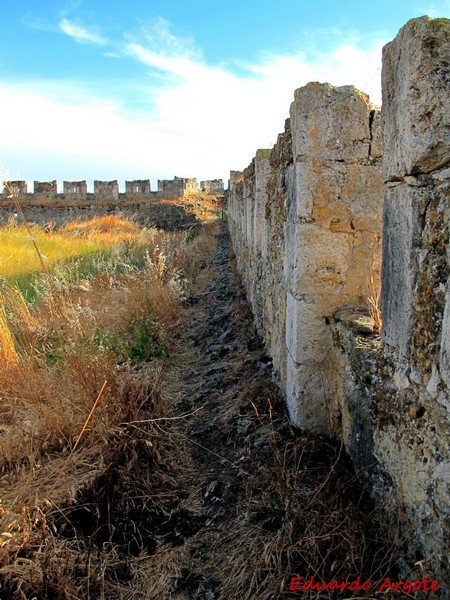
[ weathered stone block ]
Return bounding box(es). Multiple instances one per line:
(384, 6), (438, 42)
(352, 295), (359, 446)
(380, 184), (423, 356)
(382, 17), (450, 181)
(63, 180), (87, 198)
(94, 180), (119, 200)
(284, 224), (350, 300)
(370, 109), (382, 160)
(290, 83), (371, 163)
(285, 161), (346, 221)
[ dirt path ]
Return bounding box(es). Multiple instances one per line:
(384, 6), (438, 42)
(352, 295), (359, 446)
(130, 223), (396, 600)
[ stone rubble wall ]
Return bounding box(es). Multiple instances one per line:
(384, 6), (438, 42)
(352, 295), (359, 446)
(228, 16), (449, 591)
(379, 16), (449, 585)
(0, 201), (198, 230)
(2, 176), (225, 201)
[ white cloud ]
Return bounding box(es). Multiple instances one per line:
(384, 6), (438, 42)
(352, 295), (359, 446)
(59, 18), (106, 46)
(0, 21), (386, 189)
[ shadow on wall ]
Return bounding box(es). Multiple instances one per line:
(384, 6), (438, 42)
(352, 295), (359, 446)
(227, 16), (450, 596)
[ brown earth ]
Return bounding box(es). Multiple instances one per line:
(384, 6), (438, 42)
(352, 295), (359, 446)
(95, 223), (400, 599)
(0, 222), (403, 600)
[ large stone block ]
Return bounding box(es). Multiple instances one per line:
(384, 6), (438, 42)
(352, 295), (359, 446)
(284, 223), (351, 301)
(381, 184), (423, 356)
(285, 161), (347, 222)
(290, 83), (371, 163)
(382, 17), (450, 181)
(284, 292), (341, 432)
(342, 164), (383, 229)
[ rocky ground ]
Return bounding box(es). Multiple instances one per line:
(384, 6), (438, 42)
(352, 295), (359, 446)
(123, 223), (399, 599)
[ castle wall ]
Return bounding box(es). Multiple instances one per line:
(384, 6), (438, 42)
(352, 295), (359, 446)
(228, 83), (383, 434)
(201, 179), (224, 194)
(0, 201), (197, 230)
(34, 180), (57, 200)
(228, 16), (449, 591)
(125, 180), (151, 195)
(1, 176), (220, 202)
(63, 180), (87, 199)
(157, 176), (199, 194)
(94, 180), (119, 200)
(2, 181), (27, 195)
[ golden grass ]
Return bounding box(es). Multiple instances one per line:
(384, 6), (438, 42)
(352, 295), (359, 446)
(0, 224), (103, 279)
(0, 216), (154, 281)
(0, 218), (220, 597)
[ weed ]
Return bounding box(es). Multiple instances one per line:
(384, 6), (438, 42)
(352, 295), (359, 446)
(127, 315), (168, 363)
(184, 226), (200, 244)
(368, 275), (382, 334)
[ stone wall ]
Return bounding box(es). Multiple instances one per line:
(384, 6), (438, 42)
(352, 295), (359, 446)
(229, 83), (383, 434)
(125, 180), (151, 195)
(2, 181), (28, 195)
(0, 201), (198, 230)
(332, 17), (449, 587)
(63, 180), (88, 199)
(34, 180), (57, 199)
(228, 15), (449, 591)
(157, 176), (199, 194)
(201, 179), (224, 194)
(1, 176), (222, 202)
(94, 180), (119, 200)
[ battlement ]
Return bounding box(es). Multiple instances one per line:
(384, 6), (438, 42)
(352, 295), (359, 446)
(1, 176), (225, 202)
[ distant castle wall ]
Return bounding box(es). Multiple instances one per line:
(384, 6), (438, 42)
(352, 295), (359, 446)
(157, 176), (200, 195)
(0, 175), (222, 230)
(1, 176), (224, 202)
(0, 202), (198, 230)
(201, 179), (224, 194)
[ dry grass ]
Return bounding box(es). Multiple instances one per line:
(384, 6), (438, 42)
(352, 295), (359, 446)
(0, 222), (103, 280)
(0, 216), (219, 598)
(367, 275), (382, 334)
(0, 215), (398, 599)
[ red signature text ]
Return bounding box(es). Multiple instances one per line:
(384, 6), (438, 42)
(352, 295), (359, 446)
(289, 576), (441, 595)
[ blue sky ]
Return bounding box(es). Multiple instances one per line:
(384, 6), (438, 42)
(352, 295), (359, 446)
(0, 1), (448, 191)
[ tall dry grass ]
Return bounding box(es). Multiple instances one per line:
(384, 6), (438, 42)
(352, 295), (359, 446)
(0, 216), (219, 598)
(0, 215), (161, 300)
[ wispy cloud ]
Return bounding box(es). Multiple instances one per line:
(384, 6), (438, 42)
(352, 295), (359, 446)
(134, 17), (201, 60)
(1, 19), (386, 187)
(59, 17), (106, 45)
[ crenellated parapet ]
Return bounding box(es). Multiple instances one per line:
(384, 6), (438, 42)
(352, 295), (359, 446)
(200, 179), (224, 194)
(2, 180), (28, 195)
(1, 175), (224, 202)
(157, 176), (198, 195)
